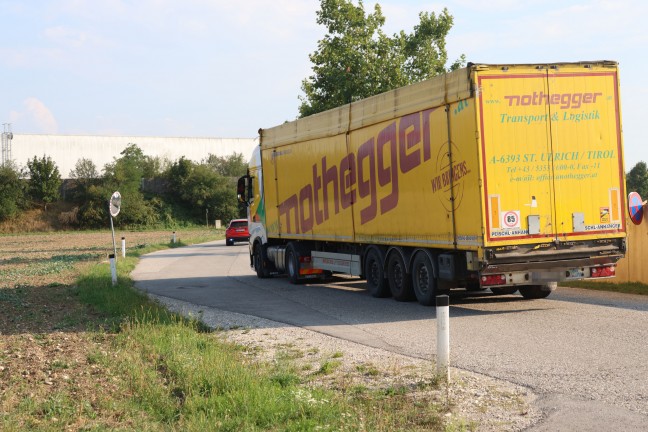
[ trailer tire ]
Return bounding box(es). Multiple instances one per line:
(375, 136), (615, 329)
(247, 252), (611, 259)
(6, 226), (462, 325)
(387, 252), (415, 301)
(286, 243), (302, 284)
(253, 243), (270, 279)
(365, 249), (390, 298)
(411, 252), (437, 306)
(519, 284), (553, 299)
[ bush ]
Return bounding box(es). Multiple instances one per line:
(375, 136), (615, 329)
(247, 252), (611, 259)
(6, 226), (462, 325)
(0, 163), (25, 221)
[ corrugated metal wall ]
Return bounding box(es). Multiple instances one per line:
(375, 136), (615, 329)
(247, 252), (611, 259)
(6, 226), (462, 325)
(613, 219), (648, 284)
(10, 134), (257, 178)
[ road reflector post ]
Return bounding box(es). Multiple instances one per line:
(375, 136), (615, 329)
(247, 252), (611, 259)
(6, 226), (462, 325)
(109, 254), (117, 286)
(436, 294), (450, 381)
(121, 237), (126, 258)
(172, 231), (176, 244)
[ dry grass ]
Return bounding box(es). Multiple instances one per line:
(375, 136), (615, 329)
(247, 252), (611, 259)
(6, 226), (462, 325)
(0, 202), (80, 234)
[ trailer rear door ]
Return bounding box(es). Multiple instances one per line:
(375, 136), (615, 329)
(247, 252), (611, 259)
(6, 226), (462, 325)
(477, 62), (625, 246)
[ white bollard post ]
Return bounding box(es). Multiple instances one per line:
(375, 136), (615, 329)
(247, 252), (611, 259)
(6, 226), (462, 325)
(436, 295), (450, 381)
(172, 231), (176, 244)
(121, 237), (126, 258)
(109, 254), (117, 286)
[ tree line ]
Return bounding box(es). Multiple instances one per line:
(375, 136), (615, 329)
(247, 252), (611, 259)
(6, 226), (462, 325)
(0, 143), (248, 228)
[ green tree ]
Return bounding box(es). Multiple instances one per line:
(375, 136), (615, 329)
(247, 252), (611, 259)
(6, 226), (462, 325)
(0, 163), (25, 221)
(99, 144), (160, 226)
(626, 161), (648, 198)
(69, 158), (100, 202)
(104, 144), (146, 193)
(299, 0), (464, 117)
(142, 155), (169, 179)
(75, 183), (110, 228)
(166, 157), (193, 195)
(166, 157), (239, 223)
(205, 152), (248, 177)
(70, 157), (99, 180)
(27, 155), (62, 209)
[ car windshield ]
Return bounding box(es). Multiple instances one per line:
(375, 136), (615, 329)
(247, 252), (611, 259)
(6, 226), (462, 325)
(230, 221), (247, 228)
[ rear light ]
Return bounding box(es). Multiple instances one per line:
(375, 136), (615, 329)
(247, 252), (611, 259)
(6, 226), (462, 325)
(481, 274), (507, 286)
(590, 265), (616, 278)
(299, 256), (311, 263)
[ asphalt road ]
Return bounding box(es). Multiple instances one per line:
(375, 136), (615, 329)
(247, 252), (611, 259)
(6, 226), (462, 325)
(132, 240), (648, 431)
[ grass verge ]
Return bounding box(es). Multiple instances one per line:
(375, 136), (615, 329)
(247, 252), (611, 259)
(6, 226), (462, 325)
(561, 280), (648, 296)
(0, 233), (452, 431)
(76, 242), (449, 431)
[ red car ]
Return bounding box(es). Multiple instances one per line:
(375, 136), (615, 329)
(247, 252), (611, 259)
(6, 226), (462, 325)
(225, 219), (249, 246)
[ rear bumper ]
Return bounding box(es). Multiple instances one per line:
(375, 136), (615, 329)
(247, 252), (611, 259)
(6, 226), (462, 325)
(479, 239), (624, 287)
(227, 236), (250, 242)
(481, 253), (623, 274)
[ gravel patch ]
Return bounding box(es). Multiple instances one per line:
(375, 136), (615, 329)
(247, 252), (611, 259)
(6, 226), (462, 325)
(150, 294), (542, 431)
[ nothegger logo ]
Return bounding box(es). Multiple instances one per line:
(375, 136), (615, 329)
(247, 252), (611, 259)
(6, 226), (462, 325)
(276, 108), (472, 234)
(504, 91), (602, 110)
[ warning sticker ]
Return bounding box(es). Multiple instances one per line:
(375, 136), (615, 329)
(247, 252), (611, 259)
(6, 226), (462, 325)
(600, 207), (610, 223)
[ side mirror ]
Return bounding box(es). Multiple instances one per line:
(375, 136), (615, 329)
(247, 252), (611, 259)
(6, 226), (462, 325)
(237, 175), (250, 205)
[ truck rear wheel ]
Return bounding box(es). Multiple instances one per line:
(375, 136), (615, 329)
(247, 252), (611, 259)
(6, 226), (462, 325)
(519, 284), (553, 299)
(365, 249), (390, 298)
(411, 252), (437, 306)
(387, 252), (415, 301)
(253, 243), (270, 279)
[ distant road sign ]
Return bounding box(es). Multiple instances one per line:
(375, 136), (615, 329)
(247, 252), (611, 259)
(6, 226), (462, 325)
(628, 192), (644, 225)
(110, 191), (121, 217)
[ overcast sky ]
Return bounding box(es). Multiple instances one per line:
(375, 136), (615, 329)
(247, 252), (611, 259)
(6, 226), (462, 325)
(1, 0), (646, 168)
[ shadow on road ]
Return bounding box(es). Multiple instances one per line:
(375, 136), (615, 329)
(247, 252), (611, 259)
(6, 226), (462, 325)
(135, 269), (550, 329)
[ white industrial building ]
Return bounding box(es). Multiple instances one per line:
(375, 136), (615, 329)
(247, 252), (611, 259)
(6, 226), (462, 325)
(5, 133), (257, 178)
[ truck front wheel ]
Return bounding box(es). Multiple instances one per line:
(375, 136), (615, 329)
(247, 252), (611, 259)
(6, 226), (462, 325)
(411, 252), (437, 306)
(253, 243), (270, 279)
(365, 249), (390, 298)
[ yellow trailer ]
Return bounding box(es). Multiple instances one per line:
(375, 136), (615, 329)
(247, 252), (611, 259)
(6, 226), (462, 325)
(238, 61), (626, 304)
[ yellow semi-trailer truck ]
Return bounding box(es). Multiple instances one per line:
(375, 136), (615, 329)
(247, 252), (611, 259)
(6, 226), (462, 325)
(237, 61), (626, 304)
